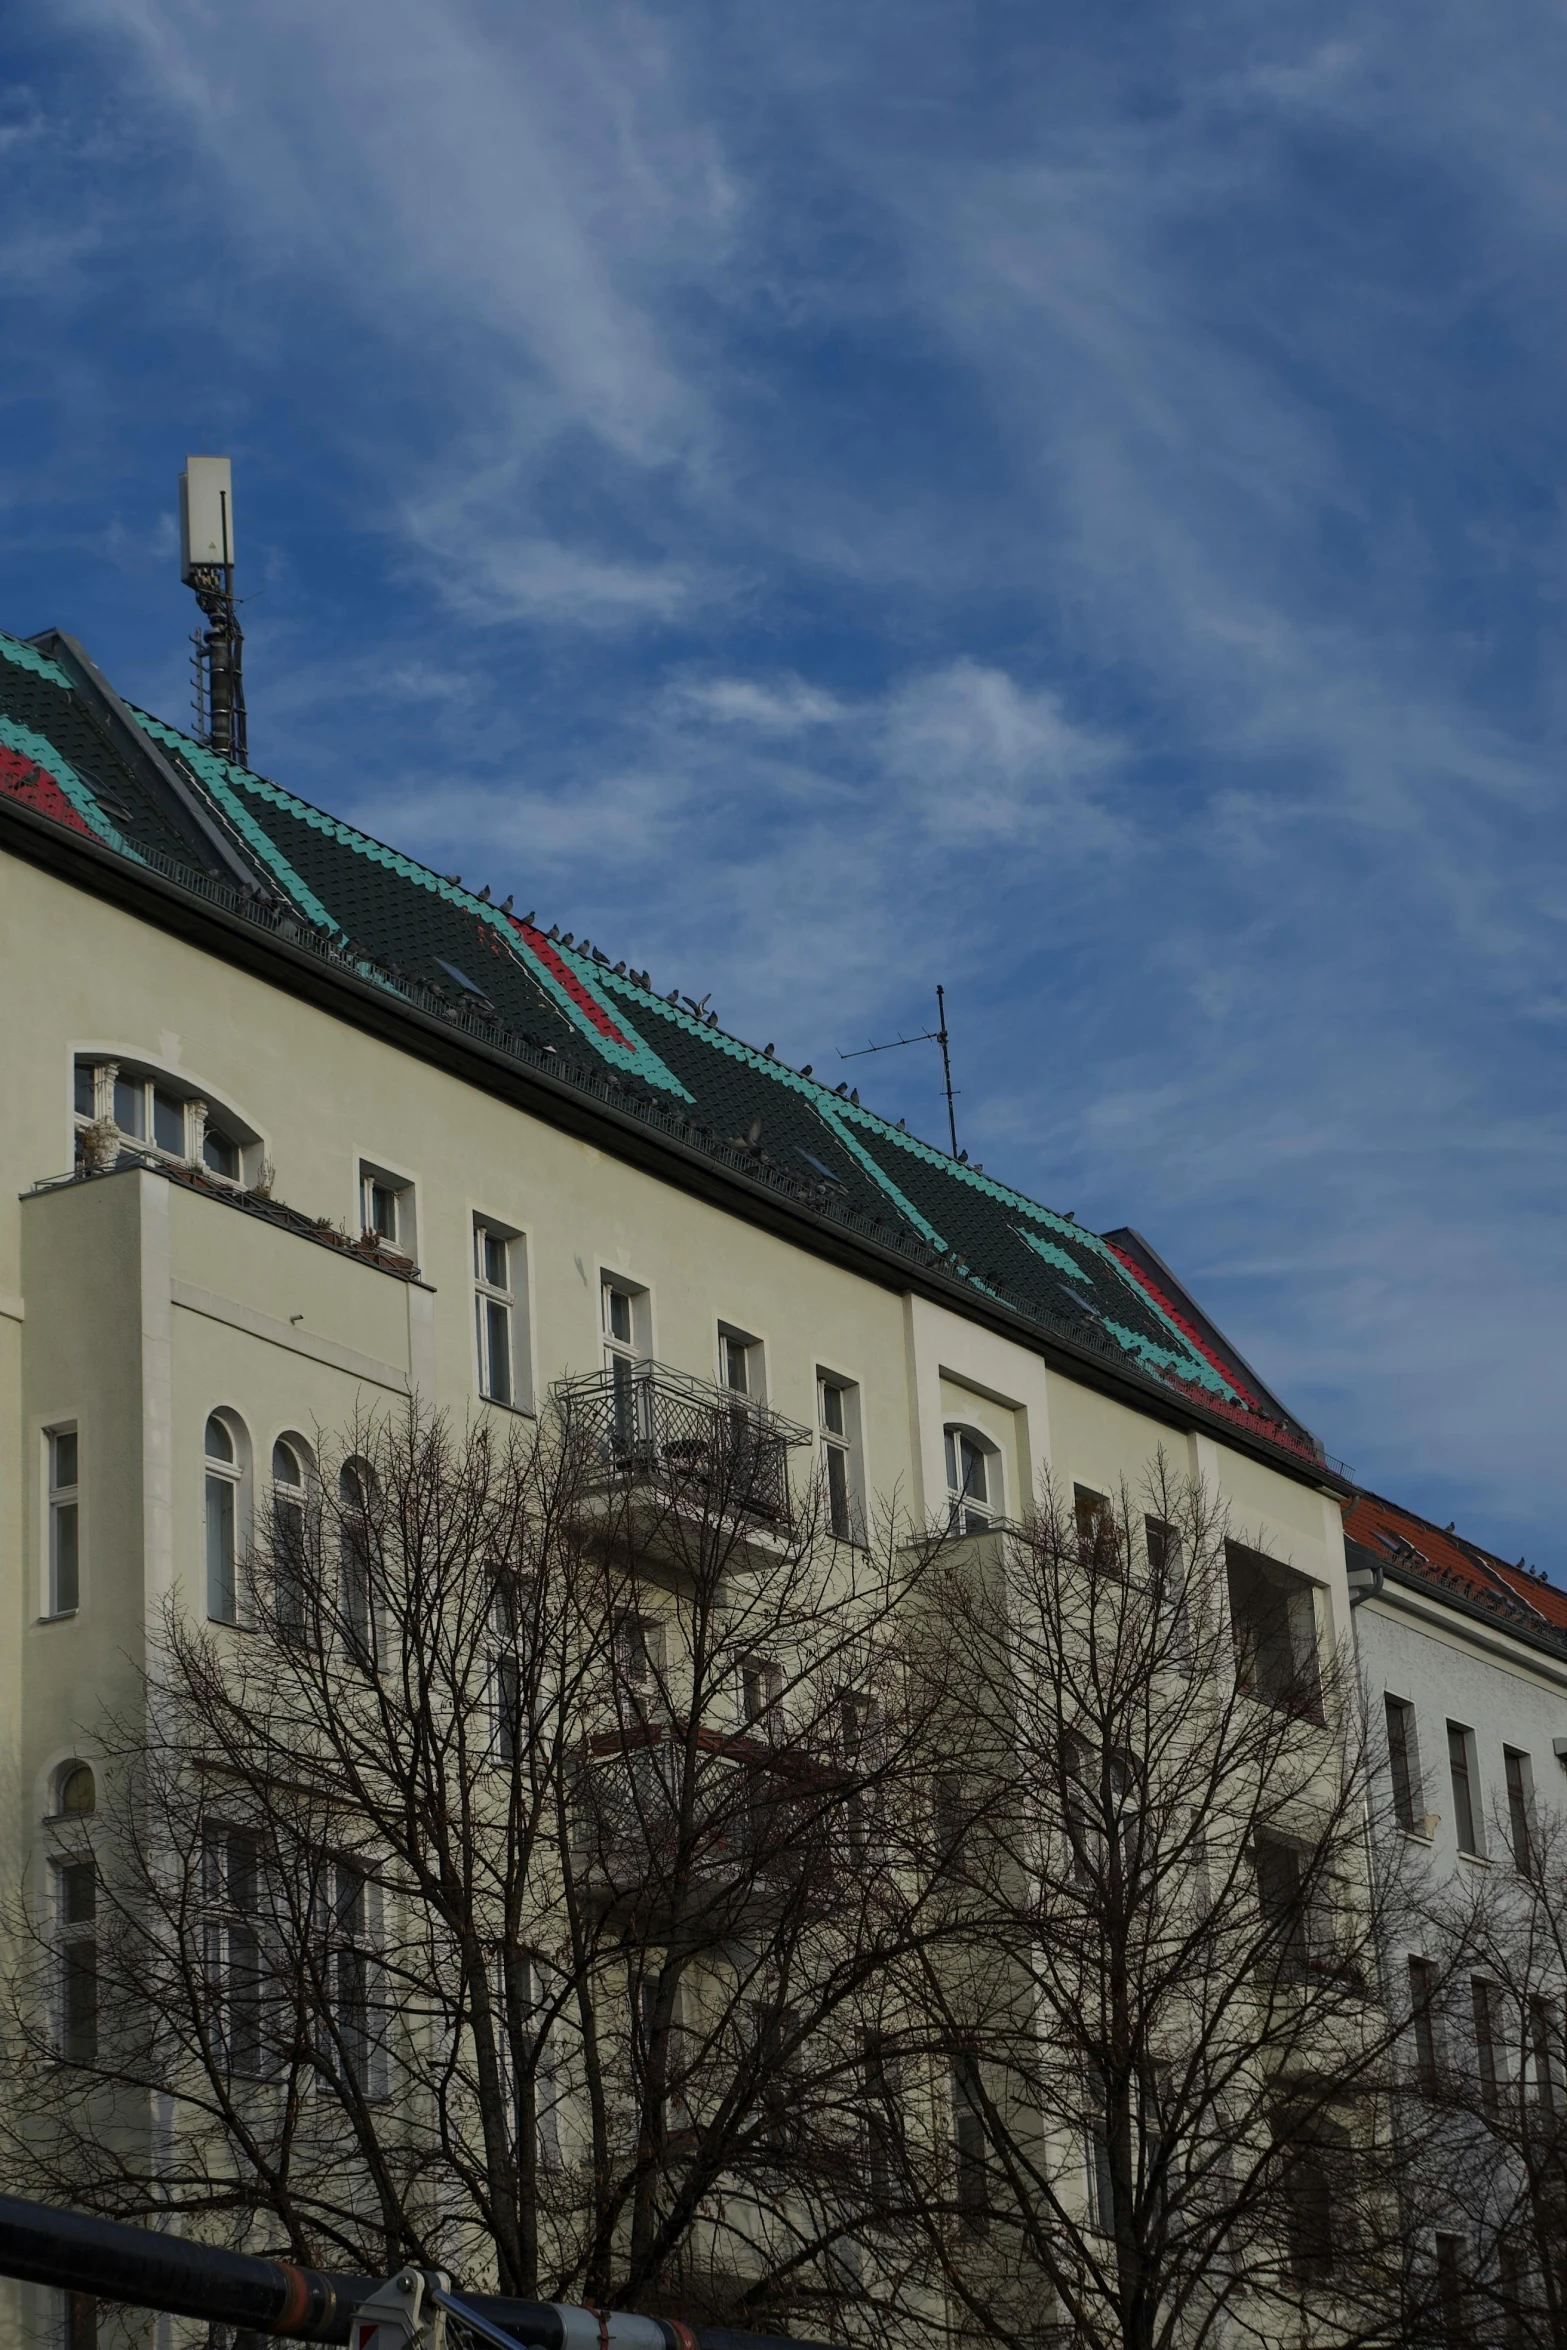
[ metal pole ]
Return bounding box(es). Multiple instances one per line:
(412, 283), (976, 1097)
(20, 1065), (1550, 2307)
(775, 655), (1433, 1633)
(0, 2192), (849, 2350)
(935, 985), (958, 1158)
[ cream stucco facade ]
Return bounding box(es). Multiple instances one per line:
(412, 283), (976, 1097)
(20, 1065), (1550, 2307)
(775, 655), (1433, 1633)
(0, 808), (1373, 2349)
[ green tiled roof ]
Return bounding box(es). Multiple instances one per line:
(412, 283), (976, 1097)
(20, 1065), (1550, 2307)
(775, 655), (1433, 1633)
(0, 628), (1322, 1465)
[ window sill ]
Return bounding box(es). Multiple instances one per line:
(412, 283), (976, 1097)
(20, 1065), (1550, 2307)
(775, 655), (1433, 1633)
(36, 1608), (79, 1625)
(1457, 1848), (1492, 1868)
(1398, 1826), (1435, 1847)
(479, 1393), (536, 1419)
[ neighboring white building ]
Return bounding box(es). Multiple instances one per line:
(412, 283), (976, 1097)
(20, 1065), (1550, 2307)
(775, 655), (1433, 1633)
(1346, 1486), (1567, 2338)
(1347, 1487), (1567, 1882)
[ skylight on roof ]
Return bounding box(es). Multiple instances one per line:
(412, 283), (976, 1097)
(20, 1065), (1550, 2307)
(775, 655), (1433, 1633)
(795, 1148), (845, 1187)
(436, 958), (485, 996)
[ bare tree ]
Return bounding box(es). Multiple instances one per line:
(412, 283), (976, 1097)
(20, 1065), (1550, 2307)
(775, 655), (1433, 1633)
(880, 1462), (1430, 2350)
(2, 1385), (955, 2334)
(1400, 1787), (1567, 2349)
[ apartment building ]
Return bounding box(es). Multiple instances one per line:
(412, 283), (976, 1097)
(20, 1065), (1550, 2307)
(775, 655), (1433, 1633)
(0, 621), (1360, 2340)
(1347, 1488), (1567, 2337)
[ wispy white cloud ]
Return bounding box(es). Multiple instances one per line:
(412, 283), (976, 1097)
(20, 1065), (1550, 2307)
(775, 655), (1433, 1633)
(8, 0), (1567, 1563)
(669, 675), (850, 730)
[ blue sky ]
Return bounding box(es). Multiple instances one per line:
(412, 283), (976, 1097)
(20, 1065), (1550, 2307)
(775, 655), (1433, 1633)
(4, 3), (1565, 1564)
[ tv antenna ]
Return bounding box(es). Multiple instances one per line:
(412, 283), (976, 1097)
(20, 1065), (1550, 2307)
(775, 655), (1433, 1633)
(179, 456), (248, 766)
(839, 983), (960, 1157)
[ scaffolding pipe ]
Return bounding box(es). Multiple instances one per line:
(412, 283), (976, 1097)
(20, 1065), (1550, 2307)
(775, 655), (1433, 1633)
(0, 2192), (844, 2350)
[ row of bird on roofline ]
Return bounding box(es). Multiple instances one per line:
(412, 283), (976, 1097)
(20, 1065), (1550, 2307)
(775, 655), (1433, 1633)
(431, 873), (987, 1154)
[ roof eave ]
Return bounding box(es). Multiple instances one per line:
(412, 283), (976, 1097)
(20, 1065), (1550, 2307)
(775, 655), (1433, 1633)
(0, 794), (1348, 1497)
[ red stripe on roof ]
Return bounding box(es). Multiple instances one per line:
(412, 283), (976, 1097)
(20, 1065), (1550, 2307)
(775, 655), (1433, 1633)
(0, 745), (92, 838)
(504, 916), (632, 1049)
(1101, 1237), (1264, 1412)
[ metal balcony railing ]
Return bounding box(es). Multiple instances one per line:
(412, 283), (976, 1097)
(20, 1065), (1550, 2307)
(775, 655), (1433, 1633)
(554, 1361), (812, 1530)
(570, 1724), (831, 1894)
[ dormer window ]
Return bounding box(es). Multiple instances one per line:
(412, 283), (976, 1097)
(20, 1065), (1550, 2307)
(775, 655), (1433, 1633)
(72, 1056), (257, 1186)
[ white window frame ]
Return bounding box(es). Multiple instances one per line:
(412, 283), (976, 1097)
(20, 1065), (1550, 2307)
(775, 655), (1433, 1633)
(944, 1422), (1000, 1533)
(327, 1858), (389, 2100)
(817, 1369), (865, 1543)
(46, 1424), (81, 1618)
(1447, 1721), (1485, 1859)
(338, 1456), (379, 1667)
(204, 1824), (271, 2079)
(717, 1321), (765, 1402)
(204, 1410), (248, 1626)
(54, 1853), (98, 2064)
(474, 1217), (530, 1410)
(271, 1433), (313, 1633)
(72, 1054), (255, 1184)
(358, 1159), (417, 1261)
(602, 1273), (651, 1371)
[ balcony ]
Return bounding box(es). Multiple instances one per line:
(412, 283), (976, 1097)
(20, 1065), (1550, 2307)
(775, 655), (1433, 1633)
(570, 1721), (834, 1918)
(554, 1361), (812, 1558)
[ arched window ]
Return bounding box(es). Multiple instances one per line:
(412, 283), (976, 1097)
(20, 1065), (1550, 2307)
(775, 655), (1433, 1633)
(945, 1425), (1000, 1534)
(205, 1412), (247, 1624)
(272, 1436), (312, 1633)
(57, 1762), (96, 1817)
(339, 1458), (377, 1665)
(72, 1055), (259, 1184)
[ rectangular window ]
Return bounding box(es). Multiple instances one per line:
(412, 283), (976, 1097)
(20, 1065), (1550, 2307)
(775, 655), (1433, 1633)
(750, 2001), (801, 2154)
(952, 2053), (988, 2233)
(615, 1611), (665, 1694)
(1084, 2066), (1114, 2236)
(1529, 1998), (1558, 2110)
(1385, 1696), (1420, 1832)
(1409, 1956), (1440, 2091)
(818, 1372), (863, 1542)
(741, 1657), (782, 1729)
(493, 1651), (522, 1766)
(719, 1323), (763, 1398)
(1255, 1834), (1310, 1979)
(1075, 1484), (1117, 1574)
(1227, 1542), (1321, 1715)
(359, 1163), (415, 1258)
(206, 1467), (237, 1625)
(152, 1087), (185, 1154)
(863, 2031), (892, 2206)
(474, 1220), (524, 1407)
(1505, 1749), (1533, 1871)
(1472, 1978), (1500, 2109)
(602, 1276), (650, 1449)
(48, 1426), (80, 1616)
(329, 1861), (385, 2097)
(62, 2292), (98, 2350)
(1448, 1723), (1482, 1856)
(56, 1859), (97, 2063)
(205, 1829), (267, 2078)
(1282, 2124), (1344, 2282)
(1435, 2233), (1467, 2349)
(112, 1073), (145, 1138)
(840, 1695), (878, 1864)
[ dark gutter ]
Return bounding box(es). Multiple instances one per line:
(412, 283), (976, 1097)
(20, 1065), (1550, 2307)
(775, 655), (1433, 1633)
(0, 793), (1350, 1498)
(1372, 1555), (1567, 1673)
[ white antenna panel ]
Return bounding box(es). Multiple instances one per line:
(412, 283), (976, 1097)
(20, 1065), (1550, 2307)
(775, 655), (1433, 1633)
(179, 456), (235, 582)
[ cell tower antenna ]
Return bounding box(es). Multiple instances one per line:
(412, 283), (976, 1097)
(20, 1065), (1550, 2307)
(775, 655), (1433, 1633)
(179, 456), (248, 766)
(838, 983), (961, 1157)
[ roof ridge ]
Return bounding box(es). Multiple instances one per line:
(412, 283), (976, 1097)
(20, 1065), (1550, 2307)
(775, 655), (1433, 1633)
(0, 630), (74, 690)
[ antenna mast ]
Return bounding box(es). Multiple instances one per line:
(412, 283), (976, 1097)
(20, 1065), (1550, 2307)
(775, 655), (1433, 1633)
(180, 457), (248, 767)
(839, 985), (961, 1157)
